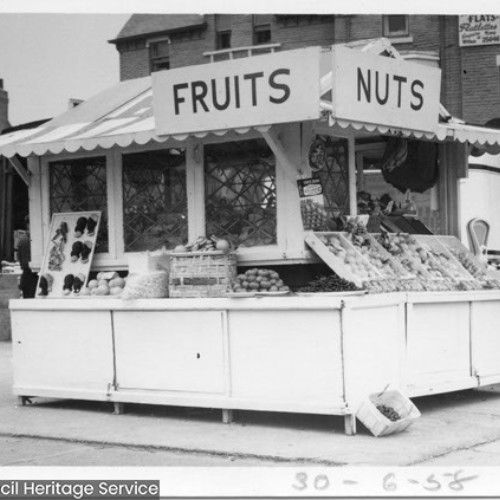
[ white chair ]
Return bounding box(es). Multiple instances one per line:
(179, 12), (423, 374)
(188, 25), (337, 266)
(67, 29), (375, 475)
(467, 218), (490, 260)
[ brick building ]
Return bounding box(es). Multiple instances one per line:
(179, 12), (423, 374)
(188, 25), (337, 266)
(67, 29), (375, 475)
(109, 13), (500, 126)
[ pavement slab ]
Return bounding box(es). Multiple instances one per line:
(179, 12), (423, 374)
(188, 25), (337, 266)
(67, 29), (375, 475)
(2, 341), (500, 466)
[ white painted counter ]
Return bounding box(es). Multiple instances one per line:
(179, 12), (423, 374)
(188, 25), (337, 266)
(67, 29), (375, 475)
(9, 291), (500, 435)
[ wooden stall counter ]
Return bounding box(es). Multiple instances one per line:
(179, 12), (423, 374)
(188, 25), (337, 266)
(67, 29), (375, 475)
(9, 293), (406, 435)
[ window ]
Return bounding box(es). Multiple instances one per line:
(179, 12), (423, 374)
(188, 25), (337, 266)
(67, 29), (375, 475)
(205, 139), (277, 248)
(122, 149), (187, 252)
(253, 15), (272, 45)
(383, 15), (409, 37)
(149, 40), (170, 72)
(309, 136), (350, 218)
(49, 156), (109, 253)
(215, 15), (232, 50)
(216, 31), (231, 50)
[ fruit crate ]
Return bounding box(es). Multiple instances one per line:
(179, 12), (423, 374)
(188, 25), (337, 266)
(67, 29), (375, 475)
(356, 389), (421, 437)
(414, 235), (476, 282)
(435, 235), (488, 280)
(374, 233), (454, 291)
(305, 232), (383, 288)
(343, 232), (414, 281)
(168, 251), (237, 298)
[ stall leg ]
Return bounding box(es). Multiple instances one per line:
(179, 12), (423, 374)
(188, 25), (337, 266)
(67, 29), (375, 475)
(222, 409), (234, 424)
(16, 396), (30, 407)
(344, 414), (357, 436)
(113, 402), (125, 415)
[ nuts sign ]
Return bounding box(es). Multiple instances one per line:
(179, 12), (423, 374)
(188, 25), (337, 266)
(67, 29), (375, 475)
(331, 46), (442, 133)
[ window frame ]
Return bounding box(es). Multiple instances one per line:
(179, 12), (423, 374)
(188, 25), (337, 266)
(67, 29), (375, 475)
(40, 149), (117, 269)
(216, 30), (232, 50)
(149, 39), (170, 73)
(383, 15), (410, 37)
(253, 14), (272, 45)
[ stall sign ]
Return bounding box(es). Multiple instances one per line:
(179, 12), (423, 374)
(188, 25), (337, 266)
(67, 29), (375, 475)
(331, 46), (442, 133)
(152, 47), (321, 136)
(297, 177), (323, 197)
(459, 15), (500, 46)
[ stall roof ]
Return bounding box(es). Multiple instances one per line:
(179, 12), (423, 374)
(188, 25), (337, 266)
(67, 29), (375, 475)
(0, 76), (271, 158)
(3, 44), (500, 159)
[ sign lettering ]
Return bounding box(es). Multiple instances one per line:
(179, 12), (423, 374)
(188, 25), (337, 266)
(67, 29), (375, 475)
(459, 15), (500, 46)
(331, 46), (441, 133)
(153, 48), (321, 136)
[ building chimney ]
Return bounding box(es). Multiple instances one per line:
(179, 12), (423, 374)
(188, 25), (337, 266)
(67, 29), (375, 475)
(0, 80), (9, 133)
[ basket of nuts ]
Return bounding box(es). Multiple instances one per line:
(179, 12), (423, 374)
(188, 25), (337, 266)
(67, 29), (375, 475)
(356, 389), (421, 437)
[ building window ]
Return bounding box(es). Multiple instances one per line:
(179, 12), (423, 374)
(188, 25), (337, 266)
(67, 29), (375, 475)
(49, 156), (108, 253)
(383, 15), (409, 37)
(122, 149), (187, 252)
(215, 15), (232, 50)
(253, 15), (272, 45)
(216, 31), (232, 50)
(149, 40), (170, 72)
(205, 139), (277, 248)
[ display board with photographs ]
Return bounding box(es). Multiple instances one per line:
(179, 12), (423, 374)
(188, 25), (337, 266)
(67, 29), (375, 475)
(36, 211), (101, 298)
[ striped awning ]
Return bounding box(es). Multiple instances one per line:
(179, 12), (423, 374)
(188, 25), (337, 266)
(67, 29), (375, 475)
(0, 76), (270, 159)
(2, 64), (500, 159)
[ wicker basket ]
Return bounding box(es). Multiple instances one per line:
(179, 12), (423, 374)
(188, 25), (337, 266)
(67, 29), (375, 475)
(168, 251), (237, 298)
(356, 390), (421, 437)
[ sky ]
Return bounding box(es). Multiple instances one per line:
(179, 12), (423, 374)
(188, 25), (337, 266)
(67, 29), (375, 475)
(0, 13), (129, 126)
(0, 0), (499, 126)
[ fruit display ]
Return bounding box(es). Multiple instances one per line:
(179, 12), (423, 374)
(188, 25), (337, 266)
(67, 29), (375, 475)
(376, 404), (401, 422)
(296, 274), (361, 293)
(80, 271), (126, 297)
(173, 235), (232, 254)
(422, 279), (455, 292)
(376, 233), (447, 282)
(364, 279), (399, 293)
(316, 233), (382, 282)
(436, 236), (488, 280)
(301, 199), (329, 231)
(413, 235), (475, 282)
(345, 232), (410, 280)
(231, 268), (290, 293)
(481, 278), (500, 290)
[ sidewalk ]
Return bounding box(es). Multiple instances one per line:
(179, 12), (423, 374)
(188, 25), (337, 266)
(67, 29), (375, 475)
(2, 341), (500, 466)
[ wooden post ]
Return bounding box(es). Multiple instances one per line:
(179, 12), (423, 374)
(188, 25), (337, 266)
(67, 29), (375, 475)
(222, 409), (234, 424)
(0, 158), (5, 261)
(344, 414), (357, 435)
(113, 402), (124, 415)
(348, 135), (357, 216)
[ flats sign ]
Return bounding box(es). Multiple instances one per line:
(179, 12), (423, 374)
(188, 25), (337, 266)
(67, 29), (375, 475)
(153, 47), (321, 136)
(330, 46), (442, 133)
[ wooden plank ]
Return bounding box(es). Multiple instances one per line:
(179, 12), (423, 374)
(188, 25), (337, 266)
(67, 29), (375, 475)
(11, 310), (114, 394)
(228, 309), (344, 405)
(113, 311), (226, 393)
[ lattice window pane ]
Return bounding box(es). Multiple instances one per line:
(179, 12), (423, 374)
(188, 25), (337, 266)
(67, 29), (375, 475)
(49, 156), (108, 253)
(205, 139), (276, 247)
(314, 136), (350, 217)
(122, 149), (187, 252)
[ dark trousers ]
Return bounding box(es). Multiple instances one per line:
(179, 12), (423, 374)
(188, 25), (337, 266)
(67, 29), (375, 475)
(20, 269), (38, 299)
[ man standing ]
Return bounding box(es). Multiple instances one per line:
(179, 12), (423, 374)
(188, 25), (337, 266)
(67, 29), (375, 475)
(17, 217), (38, 298)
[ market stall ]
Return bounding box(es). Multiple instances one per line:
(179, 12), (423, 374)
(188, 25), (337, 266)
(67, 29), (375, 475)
(5, 39), (500, 435)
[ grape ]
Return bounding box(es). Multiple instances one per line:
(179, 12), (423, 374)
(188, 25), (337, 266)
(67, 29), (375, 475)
(376, 404), (401, 422)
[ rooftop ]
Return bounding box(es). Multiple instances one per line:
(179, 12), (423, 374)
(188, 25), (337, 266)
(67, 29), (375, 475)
(109, 14), (206, 43)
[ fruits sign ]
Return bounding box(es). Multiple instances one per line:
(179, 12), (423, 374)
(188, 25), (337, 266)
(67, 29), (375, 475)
(152, 47), (321, 136)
